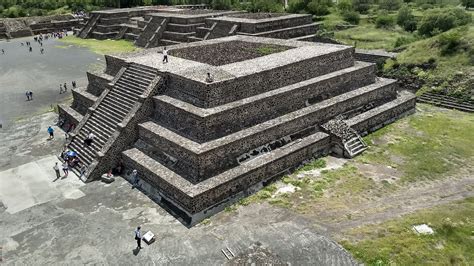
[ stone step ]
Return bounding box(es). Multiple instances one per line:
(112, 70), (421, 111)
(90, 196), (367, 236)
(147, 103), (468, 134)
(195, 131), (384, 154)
(162, 31), (196, 42)
(121, 130), (330, 217)
(82, 118), (114, 139)
(97, 100), (129, 118)
(74, 133), (104, 154)
(69, 142), (94, 165)
(119, 73), (153, 86)
(417, 97), (474, 113)
(345, 90), (417, 136)
(110, 87), (140, 101)
(238, 22), (320, 39)
(187, 36), (204, 42)
(123, 68), (156, 79)
(159, 39), (181, 46)
(129, 63), (158, 74)
(91, 111), (119, 129)
(142, 78), (397, 181)
(113, 83), (144, 96)
(166, 23), (205, 33)
(105, 91), (135, 108)
(124, 32), (139, 41)
(155, 62), (376, 142)
(115, 80), (148, 92)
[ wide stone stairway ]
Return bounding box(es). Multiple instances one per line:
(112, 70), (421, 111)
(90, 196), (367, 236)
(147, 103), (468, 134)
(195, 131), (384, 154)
(68, 63), (158, 178)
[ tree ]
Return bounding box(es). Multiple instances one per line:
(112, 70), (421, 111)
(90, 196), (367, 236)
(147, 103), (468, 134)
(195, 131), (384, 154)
(352, 0), (371, 14)
(379, 0), (401, 11)
(397, 5), (417, 32)
(460, 0), (474, 9)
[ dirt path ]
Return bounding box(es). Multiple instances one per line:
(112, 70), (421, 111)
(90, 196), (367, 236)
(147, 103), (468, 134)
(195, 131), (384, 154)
(321, 172), (474, 237)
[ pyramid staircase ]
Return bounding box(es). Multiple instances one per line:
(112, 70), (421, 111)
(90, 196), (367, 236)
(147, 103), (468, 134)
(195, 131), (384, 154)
(78, 14), (100, 38)
(322, 118), (367, 158)
(68, 63), (161, 180)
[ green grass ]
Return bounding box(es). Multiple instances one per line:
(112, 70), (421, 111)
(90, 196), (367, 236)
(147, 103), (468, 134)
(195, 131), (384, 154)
(256, 45), (289, 55)
(341, 197), (474, 265)
(334, 22), (414, 50)
(58, 36), (139, 55)
(358, 104), (474, 182)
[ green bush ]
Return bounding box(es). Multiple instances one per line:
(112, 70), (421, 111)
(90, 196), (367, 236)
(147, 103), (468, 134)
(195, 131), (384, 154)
(438, 31), (462, 55)
(397, 5), (417, 32)
(211, 0), (232, 10)
(394, 35), (417, 47)
(418, 8), (472, 36)
(287, 0), (306, 13)
(379, 0), (402, 10)
(352, 0), (371, 14)
(337, 0), (353, 12)
(375, 11), (395, 28)
(342, 10), (361, 24)
(460, 0), (474, 8)
(307, 0), (332, 16)
(420, 3), (433, 9)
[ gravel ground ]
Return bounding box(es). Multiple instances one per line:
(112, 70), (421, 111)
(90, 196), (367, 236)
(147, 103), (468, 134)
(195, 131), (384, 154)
(170, 40), (291, 66)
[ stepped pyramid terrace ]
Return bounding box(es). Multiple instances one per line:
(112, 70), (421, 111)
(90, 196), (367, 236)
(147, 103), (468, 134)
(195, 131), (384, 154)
(76, 6), (319, 48)
(58, 36), (416, 225)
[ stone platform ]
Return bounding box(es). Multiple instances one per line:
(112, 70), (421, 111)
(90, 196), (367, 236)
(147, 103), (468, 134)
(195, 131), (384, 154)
(59, 36), (416, 226)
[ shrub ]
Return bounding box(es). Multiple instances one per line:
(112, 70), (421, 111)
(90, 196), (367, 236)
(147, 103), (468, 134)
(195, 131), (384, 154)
(337, 0), (353, 12)
(379, 0), (402, 10)
(342, 10), (360, 24)
(460, 0), (474, 8)
(211, 0), (233, 10)
(306, 0), (332, 16)
(397, 5), (417, 32)
(352, 0), (371, 14)
(438, 31), (462, 55)
(287, 0), (306, 13)
(418, 9), (472, 36)
(420, 3), (433, 9)
(375, 11), (395, 28)
(394, 35), (417, 47)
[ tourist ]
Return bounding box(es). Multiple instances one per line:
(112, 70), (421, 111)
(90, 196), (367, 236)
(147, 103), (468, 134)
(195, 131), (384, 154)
(62, 162), (69, 177)
(64, 83), (68, 93)
(47, 126), (54, 139)
(205, 72), (213, 83)
(29, 46), (32, 52)
(134, 226), (142, 249)
(72, 81), (77, 89)
(53, 162), (60, 180)
(1, 49), (4, 55)
(162, 47), (168, 63)
(84, 131), (95, 146)
(79, 164), (87, 179)
(25, 91), (30, 101)
(29, 91), (33, 100)
(59, 84), (63, 94)
(131, 169), (139, 188)
(40, 48), (44, 54)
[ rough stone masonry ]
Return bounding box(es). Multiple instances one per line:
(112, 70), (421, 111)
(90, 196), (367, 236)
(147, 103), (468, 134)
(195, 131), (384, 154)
(59, 36), (416, 225)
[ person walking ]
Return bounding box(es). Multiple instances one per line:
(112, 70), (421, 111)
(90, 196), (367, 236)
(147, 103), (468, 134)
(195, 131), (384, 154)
(62, 162), (69, 177)
(84, 131), (95, 146)
(134, 226), (142, 250)
(26, 91), (30, 101)
(47, 126), (54, 139)
(59, 84), (63, 94)
(162, 47), (168, 63)
(29, 46), (32, 52)
(1, 49), (4, 54)
(40, 48), (44, 54)
(53, 162), (61, 180)
(29, 91), (33, 100)
(131, 169), (139, 188)
(63, 83), (67, 93)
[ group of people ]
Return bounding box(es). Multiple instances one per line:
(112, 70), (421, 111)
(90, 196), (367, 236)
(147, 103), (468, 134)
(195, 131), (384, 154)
(60, 81), (77, 94)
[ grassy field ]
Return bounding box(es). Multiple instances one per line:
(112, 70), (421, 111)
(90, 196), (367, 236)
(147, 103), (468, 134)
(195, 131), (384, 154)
(58, 36), (139, 55)
(221, 104), (474, 264)
(341, 197), (474, 265)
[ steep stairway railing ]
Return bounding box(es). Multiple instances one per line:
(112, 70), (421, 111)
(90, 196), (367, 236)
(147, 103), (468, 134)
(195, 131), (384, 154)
(135, 17), (168, 47)
(145, 18), (168, 48)
(78, 14), (100, 38)
(67, 63), (161, 181)
(115, 25), (129, 40)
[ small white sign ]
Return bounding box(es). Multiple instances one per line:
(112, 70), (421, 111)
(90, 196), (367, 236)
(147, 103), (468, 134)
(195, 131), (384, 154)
(412, 224), (434, 235)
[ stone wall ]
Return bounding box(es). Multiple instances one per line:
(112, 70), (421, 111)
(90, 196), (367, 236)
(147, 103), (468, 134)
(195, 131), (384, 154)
(86, 72), (113, 97)
(166, 47), (355, 108)
(154, 62), (375, 142)
(71, 88), (98, 115)
(143, 78), (396, 182)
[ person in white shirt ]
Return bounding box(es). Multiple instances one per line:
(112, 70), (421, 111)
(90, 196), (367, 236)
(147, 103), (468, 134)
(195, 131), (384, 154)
(134, 226), (142, 249)
(84, 131), (95, 146)
(162, 47), (168, 63)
